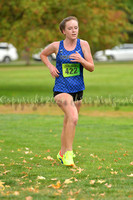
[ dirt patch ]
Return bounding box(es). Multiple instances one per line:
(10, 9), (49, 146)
(0, 104), (133, 118)
(0, 104), (63, 115)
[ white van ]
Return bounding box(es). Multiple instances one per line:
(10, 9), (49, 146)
(0, 43), (18, 63)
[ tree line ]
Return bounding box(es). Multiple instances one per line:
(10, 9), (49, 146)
(0, 0), (133, 63)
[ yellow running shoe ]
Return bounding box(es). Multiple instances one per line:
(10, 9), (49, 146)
(63, 151), (74, 166)
(57, 151), (63, 164)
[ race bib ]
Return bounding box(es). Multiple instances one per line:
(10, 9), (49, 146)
(62, 63), (80, 77)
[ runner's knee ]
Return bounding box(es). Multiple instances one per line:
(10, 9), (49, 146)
(69, 114), (78, 126)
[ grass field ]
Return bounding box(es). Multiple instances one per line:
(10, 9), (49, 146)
(0, 62), (133, 199)
(0, 114), (133, 200)
(0, 62), (133, 106)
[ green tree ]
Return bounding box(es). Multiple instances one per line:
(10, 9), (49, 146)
(122, 0), (133, 43)
(0, 0), (131, 64)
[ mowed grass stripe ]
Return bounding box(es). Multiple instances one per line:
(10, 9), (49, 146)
(0, 62), (133, 99)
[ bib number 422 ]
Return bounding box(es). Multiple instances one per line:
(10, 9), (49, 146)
(62, 63), (80, 77)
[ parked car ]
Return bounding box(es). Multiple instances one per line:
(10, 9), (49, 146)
(0, 42), (18, 63)
(32, 47), (56, 62)
(94, 43), (133, 61)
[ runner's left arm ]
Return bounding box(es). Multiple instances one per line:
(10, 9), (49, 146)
(69, 40), (94, 72)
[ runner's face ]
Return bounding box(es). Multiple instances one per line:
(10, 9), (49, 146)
(63, 20), (79, 40)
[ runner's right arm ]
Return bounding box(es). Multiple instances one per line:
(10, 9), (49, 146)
(40, 42), (60, 78)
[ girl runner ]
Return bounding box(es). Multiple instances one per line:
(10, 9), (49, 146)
(40, 16), (94, 166)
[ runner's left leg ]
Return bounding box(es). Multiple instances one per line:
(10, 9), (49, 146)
(60, 99), (82, 155)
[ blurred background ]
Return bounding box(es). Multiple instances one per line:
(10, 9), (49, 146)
(0, 0), (133, 65)
(0, 0), (133, 105)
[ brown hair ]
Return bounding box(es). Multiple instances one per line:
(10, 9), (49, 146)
(59, 16), (78, 33)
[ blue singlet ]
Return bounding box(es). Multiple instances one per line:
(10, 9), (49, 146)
(53, 39), (85, 93)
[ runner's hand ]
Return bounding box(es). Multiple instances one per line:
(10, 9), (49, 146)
(69, 51), (84, 63)
(49, 65), (60, 78)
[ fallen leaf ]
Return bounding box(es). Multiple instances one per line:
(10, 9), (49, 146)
(5, 185), (11, 188)
(43, 156), (54, 161)
(0, 181), (5, 191)
(130, 162), (133, 166)
(57, 189), (63, 194)
(0, 164), (5, 166)
(52, 160), (59, 166)
(17, 149), (21, 151)
(23, 159), (27, 163)
(26, 196), (33, 200)
(73, 177), (78, 182)
(68, 190), (73, 196)
(51, 178), (57, 181)
(13, 191), (20, 196)
(25, 151), (32, 154)
(21, 171), (27, 174)
(110, 171), (118, 175)
(62, 184), (68, 188)
(98, 166), (102, 170)
(90, 180), (95, 185)
(3, 170), (11, 175)
(74, 189), (81, 194)
(97, 179), (106, 184)
(127, 173), (133, 177)
(99, 192), (105, 197)
(76, 167), (84, 174)
(70, 168), (77, 172)
(37, 176), (46, 180)
(25, 167), (32, 170)
(48, 181), (61, 189)
(123, 153), (128, 156)
(36, 164), (41, 167)
(19, 181), (25, 185)
(64, 179), (73, 184)
(90, 154), (95, 157)
(105, 183), (112, 188)
(21, 172), (28, 179)
(28, 187), (38, 193)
